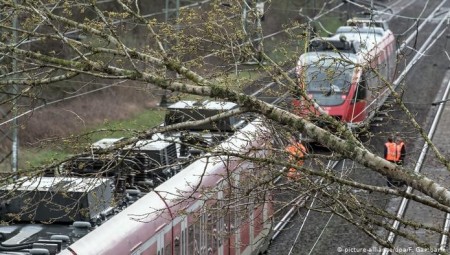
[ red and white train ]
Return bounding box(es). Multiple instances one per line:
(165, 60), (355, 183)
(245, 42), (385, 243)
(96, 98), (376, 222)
(59, 118), (275, 255)
(293, 16), (397, 129)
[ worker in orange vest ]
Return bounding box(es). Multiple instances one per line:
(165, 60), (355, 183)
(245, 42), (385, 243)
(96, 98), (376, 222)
(384, 136), (397, 162)
(384, 136), (397, 187)
(384, 136), (405, 187)
(286, 136), (307, 180)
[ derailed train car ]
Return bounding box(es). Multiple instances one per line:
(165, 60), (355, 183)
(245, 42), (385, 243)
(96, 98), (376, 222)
(59, 117), (275, 255)
(0, 100), (277, 255)
(293, 16), (397, 130)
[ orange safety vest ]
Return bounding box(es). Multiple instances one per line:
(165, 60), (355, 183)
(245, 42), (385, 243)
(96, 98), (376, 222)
(385, 142), (397, 161)
(396, 142), (404, 161)
(286, 142), (306, 179)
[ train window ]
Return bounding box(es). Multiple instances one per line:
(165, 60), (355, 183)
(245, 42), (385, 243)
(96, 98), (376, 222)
(180, 230), (184, 255)
(303, 62), (354, 106)
(354, 75), (367, 102)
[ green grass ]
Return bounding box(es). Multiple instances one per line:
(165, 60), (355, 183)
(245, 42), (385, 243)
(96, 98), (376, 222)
(21, 149), (71, 170)
(86, 108), (166, 141)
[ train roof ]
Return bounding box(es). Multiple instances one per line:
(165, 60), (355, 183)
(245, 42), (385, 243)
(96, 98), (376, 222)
(59, 118), (271, 254)
(299, 23), (392, 67)
(165, 100), (241, 132)
(346, 16), (389, 31)
(335, 26), (386, 52)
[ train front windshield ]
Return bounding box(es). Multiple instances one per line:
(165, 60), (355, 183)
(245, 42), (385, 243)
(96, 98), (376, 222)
(302, 62), (354, 106)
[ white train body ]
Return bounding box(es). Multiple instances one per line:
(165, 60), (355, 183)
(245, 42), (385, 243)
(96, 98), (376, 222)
(60, 118), (274, 255)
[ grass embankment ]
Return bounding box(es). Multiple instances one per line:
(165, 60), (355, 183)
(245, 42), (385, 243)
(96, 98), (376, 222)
(20, 109), (166, 169)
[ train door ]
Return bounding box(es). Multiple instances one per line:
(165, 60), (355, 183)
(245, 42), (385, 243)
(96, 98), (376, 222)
(201, 211), (207, 254)
(181, 217), (188, 255)
(235, 163), (244, 255)
(387, 40), (396, 82)
(247, 164), (256, 254)
(349, 72), (368, 123)
(217, 189), (224, 255)
(157, 232), (165, 255)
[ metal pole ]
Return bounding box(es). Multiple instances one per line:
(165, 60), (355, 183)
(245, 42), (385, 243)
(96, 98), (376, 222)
(11, 0), (18, 176)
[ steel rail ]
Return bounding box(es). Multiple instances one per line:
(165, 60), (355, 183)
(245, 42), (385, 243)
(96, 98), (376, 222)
(307, 214), (334, 255)
(381, 15), (450, 255)
(286, 159), (340, 255)
(270, 159), (339, 243)
(271, 194), (307, 241)
(270, 1), (448, 253)
(436, 77), (450, 252)
(266, 2), (450, 252)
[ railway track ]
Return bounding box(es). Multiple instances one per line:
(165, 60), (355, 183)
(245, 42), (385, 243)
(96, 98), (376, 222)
(266, 0), (450, 254)
(380, 68), (450, 254)
(375, 3), (450, 253)
(271, 159), (340, 248)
